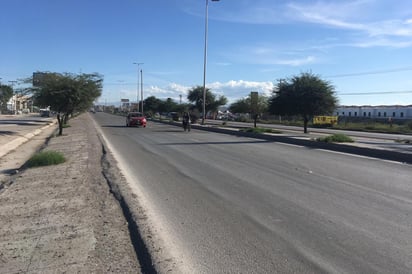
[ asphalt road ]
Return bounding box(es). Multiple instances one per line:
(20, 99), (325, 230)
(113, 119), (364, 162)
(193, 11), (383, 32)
(93, 112), (412, 273)
(206, 119), (412, 141)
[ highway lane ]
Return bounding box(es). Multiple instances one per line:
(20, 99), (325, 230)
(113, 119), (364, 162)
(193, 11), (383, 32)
(205, 119), (412, 141)
(93, 112), (412, 273)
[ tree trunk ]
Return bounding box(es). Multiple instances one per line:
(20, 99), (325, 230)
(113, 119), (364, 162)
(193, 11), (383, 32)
(57, 113), (64, 136)
(254, 114), (257, 128)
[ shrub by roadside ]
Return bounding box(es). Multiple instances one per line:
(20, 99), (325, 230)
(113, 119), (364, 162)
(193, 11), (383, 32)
(316, 134), (354, 143)
(240, 127), (282, 134)
(27, 150), (66, 167)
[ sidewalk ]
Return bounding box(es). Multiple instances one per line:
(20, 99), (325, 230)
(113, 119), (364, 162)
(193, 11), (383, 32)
(0, 114), (141, 273)
(0, 114), (56, 159)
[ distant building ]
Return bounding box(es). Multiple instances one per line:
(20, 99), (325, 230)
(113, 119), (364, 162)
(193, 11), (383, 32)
(7, 94), (32, 114)
(335, 105), (412, 120)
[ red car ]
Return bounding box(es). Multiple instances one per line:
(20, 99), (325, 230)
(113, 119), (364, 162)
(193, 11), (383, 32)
(126, 112), (147, 127)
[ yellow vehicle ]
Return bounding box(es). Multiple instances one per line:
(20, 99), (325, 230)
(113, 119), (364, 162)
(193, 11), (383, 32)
(313, 116), (338, 126)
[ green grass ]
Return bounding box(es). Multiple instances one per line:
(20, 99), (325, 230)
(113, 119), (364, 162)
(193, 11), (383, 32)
(240, 127), (282, 134)
(27, 150), (66, 168)
(316, 133), (354, 143)
(333, 121), (412, 134)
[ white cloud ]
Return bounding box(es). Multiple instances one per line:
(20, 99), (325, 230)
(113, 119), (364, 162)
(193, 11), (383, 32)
(208, 80), (274, 103)
(144, 82), (191, 101)
(353, 37), (412, 48)
(222, 44), (318, 67)
(142, 80), (274, 105)
(167, 83), (190, 94)
(215, 0), (412, 50)
(286, 1), (412, 42)
(367, 20), (412, 37)
(276, 56), (316, 66)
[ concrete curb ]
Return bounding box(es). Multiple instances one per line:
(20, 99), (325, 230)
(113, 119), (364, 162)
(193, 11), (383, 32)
(0, 121), (57, 158)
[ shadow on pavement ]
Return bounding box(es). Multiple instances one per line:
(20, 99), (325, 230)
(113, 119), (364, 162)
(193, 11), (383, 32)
(0, 131), (16, 136)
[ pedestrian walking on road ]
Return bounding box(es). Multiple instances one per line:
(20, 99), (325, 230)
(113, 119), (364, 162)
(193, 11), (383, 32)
(182, 112), (191, 132)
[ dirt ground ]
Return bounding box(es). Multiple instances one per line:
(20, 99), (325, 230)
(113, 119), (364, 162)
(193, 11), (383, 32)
(0, 114), (141, 273)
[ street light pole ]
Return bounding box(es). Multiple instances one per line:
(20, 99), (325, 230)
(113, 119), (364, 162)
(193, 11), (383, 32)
(202, 0), (220, 125)
(133, 62), (143, 111)
(140, 69), (144, 115)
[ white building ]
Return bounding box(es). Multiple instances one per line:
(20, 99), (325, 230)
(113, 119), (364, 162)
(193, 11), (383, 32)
(7, 94), (32, 114)
(335, 105), (412, 120)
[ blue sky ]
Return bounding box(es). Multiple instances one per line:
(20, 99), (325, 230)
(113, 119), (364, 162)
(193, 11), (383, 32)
(1, 0), (412, 106)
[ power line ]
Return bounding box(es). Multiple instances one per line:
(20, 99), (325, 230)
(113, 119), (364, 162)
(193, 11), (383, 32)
(326, 66), (412, 78)
(338, 90), (412, 95)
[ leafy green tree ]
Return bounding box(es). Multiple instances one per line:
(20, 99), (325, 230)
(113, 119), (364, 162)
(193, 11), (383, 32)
(269, 72), (338, 133)
(187, 86), (227, 120)
(230, 93), (268, 127)
(144, 95), (193, 118)
(229, 97), (249, 114)
(32, 72), (102, 135)
(0, 85), (13, 114)
(144, 96), (163, 116)
(158, 98), (179, 114)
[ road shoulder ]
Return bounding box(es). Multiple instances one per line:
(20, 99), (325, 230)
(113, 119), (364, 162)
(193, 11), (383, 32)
(0, 114), (141, 273)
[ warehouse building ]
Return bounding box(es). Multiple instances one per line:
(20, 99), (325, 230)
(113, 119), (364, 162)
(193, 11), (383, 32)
(335, 105), (412, 120)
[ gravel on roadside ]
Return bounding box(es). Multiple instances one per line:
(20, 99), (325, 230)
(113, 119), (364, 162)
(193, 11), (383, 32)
(0, 114), (141, 273)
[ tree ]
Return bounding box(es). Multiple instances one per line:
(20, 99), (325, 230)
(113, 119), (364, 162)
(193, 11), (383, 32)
(144, 96), (163, 116)
(187, 86), (227, 119)
(269, 72), (338, 133)
(32, 72), (102, 135)
(229, 97), (249, 114)
(158, 98), (179, 114)
(230, 93), (269, 127)
(0, 85), (13, 114)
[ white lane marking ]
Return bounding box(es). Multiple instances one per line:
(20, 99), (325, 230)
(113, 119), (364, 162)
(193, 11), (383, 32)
(315, 149), (409, 165)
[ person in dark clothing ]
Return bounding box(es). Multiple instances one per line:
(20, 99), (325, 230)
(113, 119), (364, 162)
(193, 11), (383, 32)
(182, 112), (191, 131)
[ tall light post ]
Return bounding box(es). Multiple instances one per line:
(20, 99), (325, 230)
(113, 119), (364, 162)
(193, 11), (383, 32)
(140, 69), (144, 115)
(133, 62), (143, 111)
(202, 0), (220, 125)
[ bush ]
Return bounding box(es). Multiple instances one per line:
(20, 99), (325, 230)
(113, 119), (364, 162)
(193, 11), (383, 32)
(27, 151), (66, 167)
(407, 121), (412, 130)
(190, 110), (200, 124)
(235, 116), (248, 122)
(240, 127), (282, 134)
(316, 134), (354, 143)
